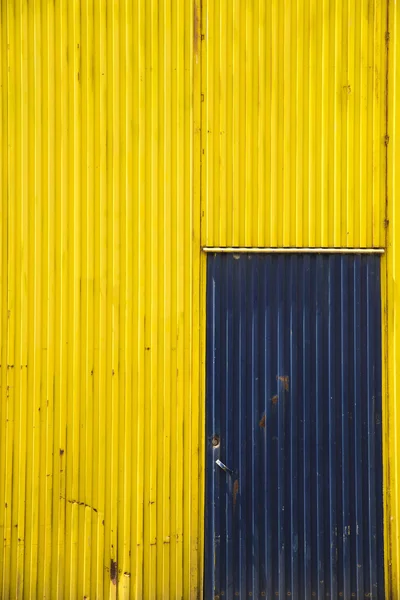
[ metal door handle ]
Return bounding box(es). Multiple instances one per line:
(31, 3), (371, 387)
(216, 459), (233, 475)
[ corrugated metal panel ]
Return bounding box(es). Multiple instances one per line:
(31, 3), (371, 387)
(386, 2), (399, 596)
(0, 1), (202, 598)
(205, 254), (385, 598)
(201, 0), (387, 248)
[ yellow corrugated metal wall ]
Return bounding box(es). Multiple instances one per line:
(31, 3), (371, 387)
(201, 0), (387, 249)
(201, 0), (393, 596)
(387, 1), (399, 596)
(1, 0), (398, 598)
(0, 0), (202, 598)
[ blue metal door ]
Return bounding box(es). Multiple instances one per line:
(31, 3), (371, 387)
(205, 254), (384, 599)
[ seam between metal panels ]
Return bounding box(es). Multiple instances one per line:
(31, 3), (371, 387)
(199, 0), (204, 251)
(384, 0), (391, 595)
(201, 2), (387, 248)
(202, 247), (385, 254)
(200, 0), (203, 247)
(385, 1), (390, 244)
(0, 1), (201, 597)
(199, 0), (206, 593)
(193, 0), (205, 596)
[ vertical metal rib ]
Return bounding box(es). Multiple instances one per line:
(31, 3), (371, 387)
(250, 259), (260, 597)
(328, 257), (338, 598)
(277, 256), (286, 596)
(290, 256), (299, 599)
(353, 256), (365, 598)
(237, 258), (247, 597)
(315, 255), (326, 599)
(224, 258), (234, 599)
(340, 257), (351, 598)
(302, 255), (312, 598)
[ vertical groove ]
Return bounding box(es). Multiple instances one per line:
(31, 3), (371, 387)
(315, 256), (325, 600)
(231, 0), (239, 245)
(270, 1), (278, 247)
(302, 255), (311, 598)
(295, 0), (303, 247)
(162, 0), (171, 594)
(257, 0), (265, 247)
(244, 3), (253, 246)
(354, 257), (364, 598)
(314, 0), (322, 247)
(320, 0), (328, 246)
(9, 2), (19, 596)
(0, 1), (6, 596)
(328, 259), (338, 599)
(250, 261), (259, 596)
(5, 1), (15, 596)
(289, 256), (298, 599)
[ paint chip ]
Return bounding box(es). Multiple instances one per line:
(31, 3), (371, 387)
(277, 375), (289, 391)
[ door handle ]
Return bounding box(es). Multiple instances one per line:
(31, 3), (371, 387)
(216, 459), (233, 475)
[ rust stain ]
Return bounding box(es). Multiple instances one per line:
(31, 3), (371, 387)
(193, 1), (200, 56)
(277, 375), (289, 391)
(233, 479), (239, 509)
(259, 414), (266, 428)
(271, 394), (278, 405)
(110, 559), (118, 586)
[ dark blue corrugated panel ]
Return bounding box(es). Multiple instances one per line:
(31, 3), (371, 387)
(205, 254), (384, 600)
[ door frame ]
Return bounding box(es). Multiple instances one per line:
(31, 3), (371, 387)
(199, 247), (390, 598)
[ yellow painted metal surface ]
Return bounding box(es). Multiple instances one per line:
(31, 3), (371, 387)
(201, 0), (387, 249)
(386, 1), (400, 596)
(0, 0), (397, 598)
(0, 1), (202, 598)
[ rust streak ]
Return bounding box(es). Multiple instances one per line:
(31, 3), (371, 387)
(60, 496), (98, 513)
(110, 560), (118, 586)
(277, 375), (289, 391)
(233, 479), (239, 509)
(271, 394), (278, 405)
(259, 414), (266, 428)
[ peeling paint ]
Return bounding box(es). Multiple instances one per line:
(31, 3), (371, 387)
(233, 479), (239, 510)
(60, 496), (98, 513)
(110, 560), (118, 586)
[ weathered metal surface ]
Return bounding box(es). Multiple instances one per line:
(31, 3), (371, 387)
(0, 1), (202, 598)
(386, 3), (399, 596)
(205, 253), (384, 598)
